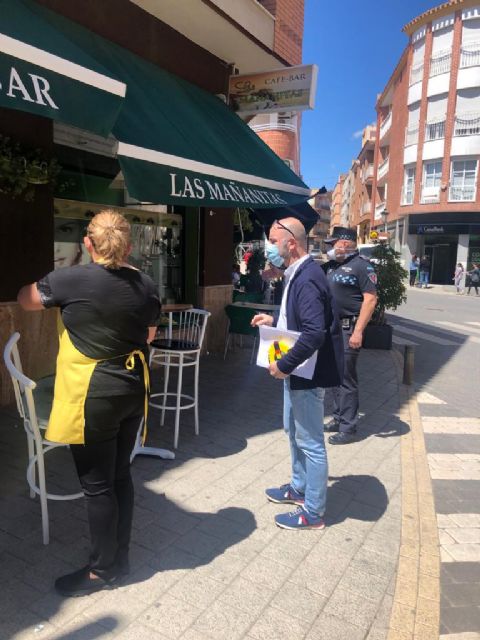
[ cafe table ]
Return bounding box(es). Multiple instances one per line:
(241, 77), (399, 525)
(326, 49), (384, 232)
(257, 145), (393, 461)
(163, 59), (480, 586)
(130, 302), (193, 462)
(231, 301), (280, 313)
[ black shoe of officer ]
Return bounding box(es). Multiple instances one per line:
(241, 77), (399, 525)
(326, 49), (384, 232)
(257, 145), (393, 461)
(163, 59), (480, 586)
(324, 419), (340, 433)
(328, 432), (356, 445)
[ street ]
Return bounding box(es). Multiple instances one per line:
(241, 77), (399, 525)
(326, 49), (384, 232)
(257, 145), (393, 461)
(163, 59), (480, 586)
(390, 287), (480, 637)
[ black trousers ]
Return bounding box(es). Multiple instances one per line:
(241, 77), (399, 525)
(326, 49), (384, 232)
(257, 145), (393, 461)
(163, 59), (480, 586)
(332, 328), (360, 434)
(70, 393), (143, 577)
(409, 270), (417, 286)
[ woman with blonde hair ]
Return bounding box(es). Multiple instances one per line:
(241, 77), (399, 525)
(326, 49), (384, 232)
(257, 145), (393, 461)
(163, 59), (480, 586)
(18, 210), (160, 597)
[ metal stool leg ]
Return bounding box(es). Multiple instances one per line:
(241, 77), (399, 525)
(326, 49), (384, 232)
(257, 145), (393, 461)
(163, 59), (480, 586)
(174, 353), (184, 449)
(161, 354), (171, 426)
(194, 356), (200, 436)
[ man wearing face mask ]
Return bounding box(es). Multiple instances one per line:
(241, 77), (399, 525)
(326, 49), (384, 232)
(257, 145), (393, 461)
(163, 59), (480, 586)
(323, 227), (378, 445)
(251, 218), (343, 530)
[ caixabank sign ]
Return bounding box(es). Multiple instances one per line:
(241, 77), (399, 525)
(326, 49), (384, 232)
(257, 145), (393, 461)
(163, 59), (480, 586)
(409, 213), (480, 235)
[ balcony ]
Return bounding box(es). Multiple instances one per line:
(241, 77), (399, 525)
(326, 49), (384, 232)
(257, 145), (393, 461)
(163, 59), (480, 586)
(362, 164), (374, 183)
(454, 113), (480, 137)
(250, 121), (297, 133)
(410, 62), (424, 86)
(375, 202), (386, 219)
(421, 185), (440, 204)
(377, 156), (389, 182)
(429, 50), (451, 77)
(379, 112), (392, 140)
(425, 119), (446, 141)
(449, 184), (476, 201)
(362, 201), (372, 215)
(460, 42), (480, 69)
(405, 125), (419, 147)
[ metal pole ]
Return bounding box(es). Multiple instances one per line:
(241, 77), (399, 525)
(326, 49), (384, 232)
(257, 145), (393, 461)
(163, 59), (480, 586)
(403, 345), (415, 386)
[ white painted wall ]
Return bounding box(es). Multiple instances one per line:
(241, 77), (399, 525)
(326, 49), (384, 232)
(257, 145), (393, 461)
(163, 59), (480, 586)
(457, 67), (480, 91)
(408, 82), (423, 105)
(451, 135), (480, 155)
(427, 73), (451, 97)
(404, 144), (418, 164)
(422, 139), (445, 160)
(456, 234), (470, 269)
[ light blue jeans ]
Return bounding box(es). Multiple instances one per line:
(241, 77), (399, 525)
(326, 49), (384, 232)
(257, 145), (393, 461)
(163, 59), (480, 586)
(283, 379), (328, 517)
(419, 270), (429, 285)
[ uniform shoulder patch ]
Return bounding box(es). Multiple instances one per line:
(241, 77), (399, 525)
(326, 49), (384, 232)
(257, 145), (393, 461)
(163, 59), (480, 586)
(368, 272), (377, 284)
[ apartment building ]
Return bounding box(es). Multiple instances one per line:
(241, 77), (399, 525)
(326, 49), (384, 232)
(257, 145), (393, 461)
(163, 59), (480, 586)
(330, 174), (345, 229)
(248, 0), (305, 173)
(350, 125), (377, 243)
(308, 190), (332, 251)
(372, 0), (480, 283)
(331, 126), (375, 242)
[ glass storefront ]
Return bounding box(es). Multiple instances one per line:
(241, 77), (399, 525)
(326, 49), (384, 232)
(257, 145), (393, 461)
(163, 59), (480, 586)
(54, 199), (183, 303)
(468, 235), (480, 269)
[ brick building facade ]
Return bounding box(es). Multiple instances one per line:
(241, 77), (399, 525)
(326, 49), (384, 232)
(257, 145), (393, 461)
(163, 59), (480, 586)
(250, 0), (304, 174)
(372, 1), (480, 283)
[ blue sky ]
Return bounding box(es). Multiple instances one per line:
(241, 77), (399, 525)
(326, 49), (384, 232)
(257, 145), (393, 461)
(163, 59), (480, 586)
(300, 0), (438, 190)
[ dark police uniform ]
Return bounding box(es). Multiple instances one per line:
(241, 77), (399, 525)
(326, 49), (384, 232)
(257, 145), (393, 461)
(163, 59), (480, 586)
(324, 252), (377, 434)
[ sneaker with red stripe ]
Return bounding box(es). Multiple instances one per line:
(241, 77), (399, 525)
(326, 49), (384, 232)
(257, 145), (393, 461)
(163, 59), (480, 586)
(275, 506), (325, 530)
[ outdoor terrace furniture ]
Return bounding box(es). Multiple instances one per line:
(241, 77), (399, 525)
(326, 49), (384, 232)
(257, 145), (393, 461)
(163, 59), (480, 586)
(148, 309), (210, 449)
(224, 304), (260, 364)
(3, 333), (82, 545)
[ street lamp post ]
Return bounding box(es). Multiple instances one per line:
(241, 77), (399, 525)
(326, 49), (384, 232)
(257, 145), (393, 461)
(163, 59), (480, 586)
(381, 209), (388, 234)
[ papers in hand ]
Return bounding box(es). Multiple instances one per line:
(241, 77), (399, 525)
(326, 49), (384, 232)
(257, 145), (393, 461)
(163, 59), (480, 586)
(256, 325), (317, 380)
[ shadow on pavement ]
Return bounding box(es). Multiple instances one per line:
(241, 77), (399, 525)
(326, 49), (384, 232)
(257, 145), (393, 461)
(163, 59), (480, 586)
(326, 474), (389, 526)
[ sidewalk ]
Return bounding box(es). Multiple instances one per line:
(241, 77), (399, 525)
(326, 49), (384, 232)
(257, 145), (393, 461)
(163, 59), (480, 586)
(1, 345), (416, 640)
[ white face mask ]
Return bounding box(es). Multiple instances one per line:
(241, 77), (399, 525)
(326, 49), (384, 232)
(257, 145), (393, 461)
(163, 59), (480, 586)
(326, 247), (336, 260)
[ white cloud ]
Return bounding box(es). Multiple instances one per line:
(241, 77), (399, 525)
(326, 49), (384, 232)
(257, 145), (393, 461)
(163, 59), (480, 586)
(352, 129), (363, 139)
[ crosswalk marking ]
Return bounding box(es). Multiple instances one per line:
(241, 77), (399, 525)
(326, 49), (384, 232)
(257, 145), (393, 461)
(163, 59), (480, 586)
(416, 391), (446, 405)
(434, 321), (480, 336)
(466, 321), (480, 327)
(392, 323), (461, 346)
(392, 335), (418, 347)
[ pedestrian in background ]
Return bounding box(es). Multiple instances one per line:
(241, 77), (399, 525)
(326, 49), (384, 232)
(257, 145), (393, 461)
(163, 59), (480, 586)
(466, 263), (480, 296)
(252, 218), (343, 530)
(409, 254), (419, 287)
(323, 227), (378, 445)
(419, 255), (431, 289)
(453, 263), (465, 294)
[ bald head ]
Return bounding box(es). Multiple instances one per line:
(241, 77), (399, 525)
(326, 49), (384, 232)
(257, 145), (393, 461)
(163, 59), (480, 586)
(272, 217), (307, 249)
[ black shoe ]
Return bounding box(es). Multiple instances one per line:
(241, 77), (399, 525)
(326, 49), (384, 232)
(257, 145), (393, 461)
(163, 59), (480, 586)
(328, 432), (356, 445)
(54, 566), (118, 597)
(324, 419), (340, 433)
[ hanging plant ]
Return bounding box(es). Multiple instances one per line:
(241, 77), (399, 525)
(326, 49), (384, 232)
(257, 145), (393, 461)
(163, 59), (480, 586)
(0, 134), (64, 202)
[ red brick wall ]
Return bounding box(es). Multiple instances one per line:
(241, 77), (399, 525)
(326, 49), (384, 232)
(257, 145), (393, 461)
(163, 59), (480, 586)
(257, 129), (299, 173)
(273, 0), (304, 65)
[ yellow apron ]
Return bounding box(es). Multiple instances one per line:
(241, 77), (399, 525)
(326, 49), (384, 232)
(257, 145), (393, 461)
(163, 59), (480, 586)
(46, 317), (150, 445)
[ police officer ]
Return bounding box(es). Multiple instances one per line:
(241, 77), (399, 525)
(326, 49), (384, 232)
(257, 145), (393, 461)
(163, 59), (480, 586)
(322, 227), (378, 444)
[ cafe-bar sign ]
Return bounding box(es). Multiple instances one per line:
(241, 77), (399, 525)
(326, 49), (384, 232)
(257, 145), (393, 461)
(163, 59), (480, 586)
(229, 64), (318, 116)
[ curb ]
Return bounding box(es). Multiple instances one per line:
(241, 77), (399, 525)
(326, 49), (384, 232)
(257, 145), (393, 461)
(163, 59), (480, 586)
(387, 381), (441, 640)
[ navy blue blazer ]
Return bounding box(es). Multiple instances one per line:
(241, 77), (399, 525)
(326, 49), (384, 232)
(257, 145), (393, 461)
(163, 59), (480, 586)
(275, 257), (344, 390)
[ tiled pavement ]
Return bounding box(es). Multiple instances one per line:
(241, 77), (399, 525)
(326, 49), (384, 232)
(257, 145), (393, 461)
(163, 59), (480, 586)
(1, 346), (409, 640)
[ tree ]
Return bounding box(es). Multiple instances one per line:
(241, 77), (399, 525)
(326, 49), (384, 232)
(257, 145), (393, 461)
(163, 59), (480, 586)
(370, 243), (407, 325)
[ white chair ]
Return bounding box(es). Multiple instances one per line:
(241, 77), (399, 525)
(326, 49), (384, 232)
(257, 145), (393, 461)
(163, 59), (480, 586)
(3, 333), (82, 545)
(149, 309), (210, 449)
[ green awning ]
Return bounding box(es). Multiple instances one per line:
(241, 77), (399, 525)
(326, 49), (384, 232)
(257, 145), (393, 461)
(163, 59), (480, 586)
(1, 0), (311, 208)
(0, 0), (125, 136)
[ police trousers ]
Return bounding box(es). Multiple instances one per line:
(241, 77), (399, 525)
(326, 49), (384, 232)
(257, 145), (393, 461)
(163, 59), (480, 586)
(332, 327), (360, 434)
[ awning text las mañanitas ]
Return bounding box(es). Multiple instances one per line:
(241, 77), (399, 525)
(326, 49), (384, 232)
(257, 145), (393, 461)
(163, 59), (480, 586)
(169, 173), (288, 206)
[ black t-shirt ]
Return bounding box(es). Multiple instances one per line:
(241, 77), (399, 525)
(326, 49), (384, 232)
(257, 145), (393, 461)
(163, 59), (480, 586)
(324, 253), (377, 318)
(37, 263), (161, 396)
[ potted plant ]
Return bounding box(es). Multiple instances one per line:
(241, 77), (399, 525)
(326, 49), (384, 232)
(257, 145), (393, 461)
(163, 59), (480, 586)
(362, 241), (407, 350)
(0, 134), (63, 201)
